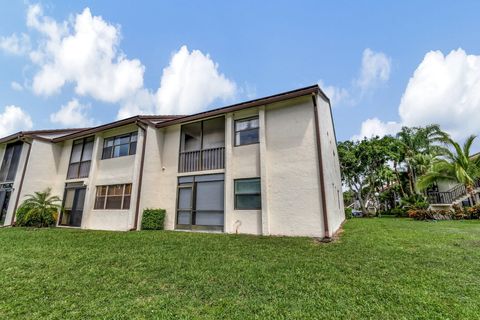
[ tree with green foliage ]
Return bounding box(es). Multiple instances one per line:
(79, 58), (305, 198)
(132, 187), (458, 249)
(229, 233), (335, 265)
(418, 134), (480, 202)
(396, 124), (446, 195)
(16, 188), (61, 227)
(338, 136), (394, 215)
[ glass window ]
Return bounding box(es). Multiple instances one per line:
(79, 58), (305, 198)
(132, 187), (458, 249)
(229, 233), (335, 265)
(0, 142), (23, 182)
(102, 132), (138, 159)
(67, 137), (94, 179)
(234, 178), (261, 210)
(234, 117), (259, 146)
(94, 184), (132, 210)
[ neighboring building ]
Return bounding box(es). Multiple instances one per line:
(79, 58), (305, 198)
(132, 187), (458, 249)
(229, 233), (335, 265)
(0, 85), (344, 238)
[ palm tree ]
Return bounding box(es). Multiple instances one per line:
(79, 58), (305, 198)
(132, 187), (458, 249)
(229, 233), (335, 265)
(16, 188), (61, 227)
(418, 135), (480, 204)
(396, 124), (446, 195)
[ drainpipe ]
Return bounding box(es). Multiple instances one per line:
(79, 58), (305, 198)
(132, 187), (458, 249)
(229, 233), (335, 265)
(131, 120), (148, 231)
(11, 138), (32, 226)
(311, 94), (330, 239)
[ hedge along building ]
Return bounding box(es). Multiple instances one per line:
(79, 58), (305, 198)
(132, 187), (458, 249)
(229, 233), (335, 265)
(0, 85), (344, 238)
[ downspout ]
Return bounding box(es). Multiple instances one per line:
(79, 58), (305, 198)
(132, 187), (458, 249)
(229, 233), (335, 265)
(311, 94), (330, 239)
(11, 138), (32, 226)
(131, 120), (148, 231)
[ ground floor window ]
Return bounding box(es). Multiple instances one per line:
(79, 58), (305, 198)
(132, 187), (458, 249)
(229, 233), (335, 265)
(0, 183), (13, 225)
(94, 184), (132, 210)
(234, 178), (261, 210)
(176, 174), (224, 230)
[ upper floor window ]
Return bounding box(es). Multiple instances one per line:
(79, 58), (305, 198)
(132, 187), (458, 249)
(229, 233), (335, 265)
(234, 117), (259, 146)
(102, 132), (137, 160)
(67, 137), (94, 179)
(0, 141), (23, 182)
(94, 184), (132, 210)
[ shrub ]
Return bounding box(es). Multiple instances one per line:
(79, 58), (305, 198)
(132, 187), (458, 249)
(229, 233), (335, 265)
(15, 189), (60, 227)
(391, 207), (408, 217)
(141, 208), (166, 230)
(408, 208), (454, 221)
(345, 207), (353, 219)
(465, 205), (480, 219)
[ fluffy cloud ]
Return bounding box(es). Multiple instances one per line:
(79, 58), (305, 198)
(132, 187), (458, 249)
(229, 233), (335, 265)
(0, 105), (33, 136)
(117, 46), (237, 118)
(354, 48), (480, 141)
(155, 45), (236, 115)
(352, 117), (401, 140)
(399, 49), (480, 140)
(50, 99), (96, 127)
(356, 48), (391, 92)
(28, 4), (144, 102)
(0, 33), (30, 55)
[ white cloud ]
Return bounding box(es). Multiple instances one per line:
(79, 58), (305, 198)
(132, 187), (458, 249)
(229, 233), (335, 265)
(28, 4), (144, 102)
(318, 80), (350, 107)
(155, 45), (236, 115)
(354, 48), (480, 141)
(352, 117), (401, 140)
(10, 81), (24, 91)
(398, 48), (480, 140)
(356, 48), (391, 92)
(117, 89), (156, 119)
(0, 33), (30, 55)
(0, 105), (33, 136)
(50, 99), (96, 127)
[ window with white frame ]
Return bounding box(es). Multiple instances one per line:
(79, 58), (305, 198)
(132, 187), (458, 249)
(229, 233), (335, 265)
(102, 132), (137, 159)
(234, 178), (261, 210)
(234, 117), (259, 146)
(94, 184), (132, 210)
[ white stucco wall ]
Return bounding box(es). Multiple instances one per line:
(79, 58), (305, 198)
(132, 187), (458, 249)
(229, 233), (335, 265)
(316, 95), (345, 236)
(84, 125), (142, 231)
(264, 97), (325, 237)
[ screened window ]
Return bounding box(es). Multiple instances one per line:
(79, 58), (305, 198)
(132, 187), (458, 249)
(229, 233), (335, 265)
(102, 132), (137, 159)
(94, 184), (132, 210)
(234, 178), (261, 210)
(0, 141), (23, 182)
(234, 117), (259, 146)
(67, 136), (94, 179)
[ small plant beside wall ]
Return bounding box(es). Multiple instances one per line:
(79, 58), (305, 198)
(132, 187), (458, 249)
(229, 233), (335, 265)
(15, 188), (60, 228)
(141, 208), (166, 230)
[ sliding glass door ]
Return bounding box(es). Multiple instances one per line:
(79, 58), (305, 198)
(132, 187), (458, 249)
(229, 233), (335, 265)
(176, 174), (224, 231)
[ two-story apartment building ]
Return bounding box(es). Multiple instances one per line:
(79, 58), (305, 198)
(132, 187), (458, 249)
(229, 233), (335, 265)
(0, 85), (344, 238)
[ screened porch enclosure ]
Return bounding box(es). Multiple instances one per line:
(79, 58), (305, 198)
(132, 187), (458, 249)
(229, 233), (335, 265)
(179, 117), (225, 173)
(176, 174), (224, 231)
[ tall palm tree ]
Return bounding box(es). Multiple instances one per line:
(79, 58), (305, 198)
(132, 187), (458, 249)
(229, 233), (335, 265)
(396, 124), (446, 195)
(16, 188), (61, 227)
(418, 135), (480, 203)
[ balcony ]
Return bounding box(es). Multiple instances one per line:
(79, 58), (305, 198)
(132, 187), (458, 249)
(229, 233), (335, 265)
(179, 147), (225, 173)
(179, 117), (225, 173)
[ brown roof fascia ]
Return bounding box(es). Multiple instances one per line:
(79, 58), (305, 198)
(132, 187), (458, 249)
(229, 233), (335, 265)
(52, 115), (182, 143)
(155, 85), (325, 128)
(0, 128), (88, 145)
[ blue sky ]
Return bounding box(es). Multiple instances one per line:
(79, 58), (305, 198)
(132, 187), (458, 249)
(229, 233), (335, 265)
(1, 1), (480, 142)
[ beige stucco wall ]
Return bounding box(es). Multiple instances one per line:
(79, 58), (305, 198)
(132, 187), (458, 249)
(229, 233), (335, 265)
(139, 125), (180, 230)
(316, 95), (345, 235)
(263, 97), (325, 237)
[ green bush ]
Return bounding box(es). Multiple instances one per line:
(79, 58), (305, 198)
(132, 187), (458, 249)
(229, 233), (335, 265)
(15, 189), (60, 228)
(345, 207), (353, 219)
(15, 203), (58, 227)
(141, 208), (166, 230)
(390, 207), (408, 217)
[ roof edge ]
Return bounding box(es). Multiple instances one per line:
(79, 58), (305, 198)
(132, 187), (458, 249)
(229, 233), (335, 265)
(156, 84), (325, 128)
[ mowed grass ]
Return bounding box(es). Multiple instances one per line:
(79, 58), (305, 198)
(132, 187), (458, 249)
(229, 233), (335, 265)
(1, 219), (480, 319)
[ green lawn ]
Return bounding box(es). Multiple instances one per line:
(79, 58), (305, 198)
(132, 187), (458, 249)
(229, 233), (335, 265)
(1, 219), (480, 319)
